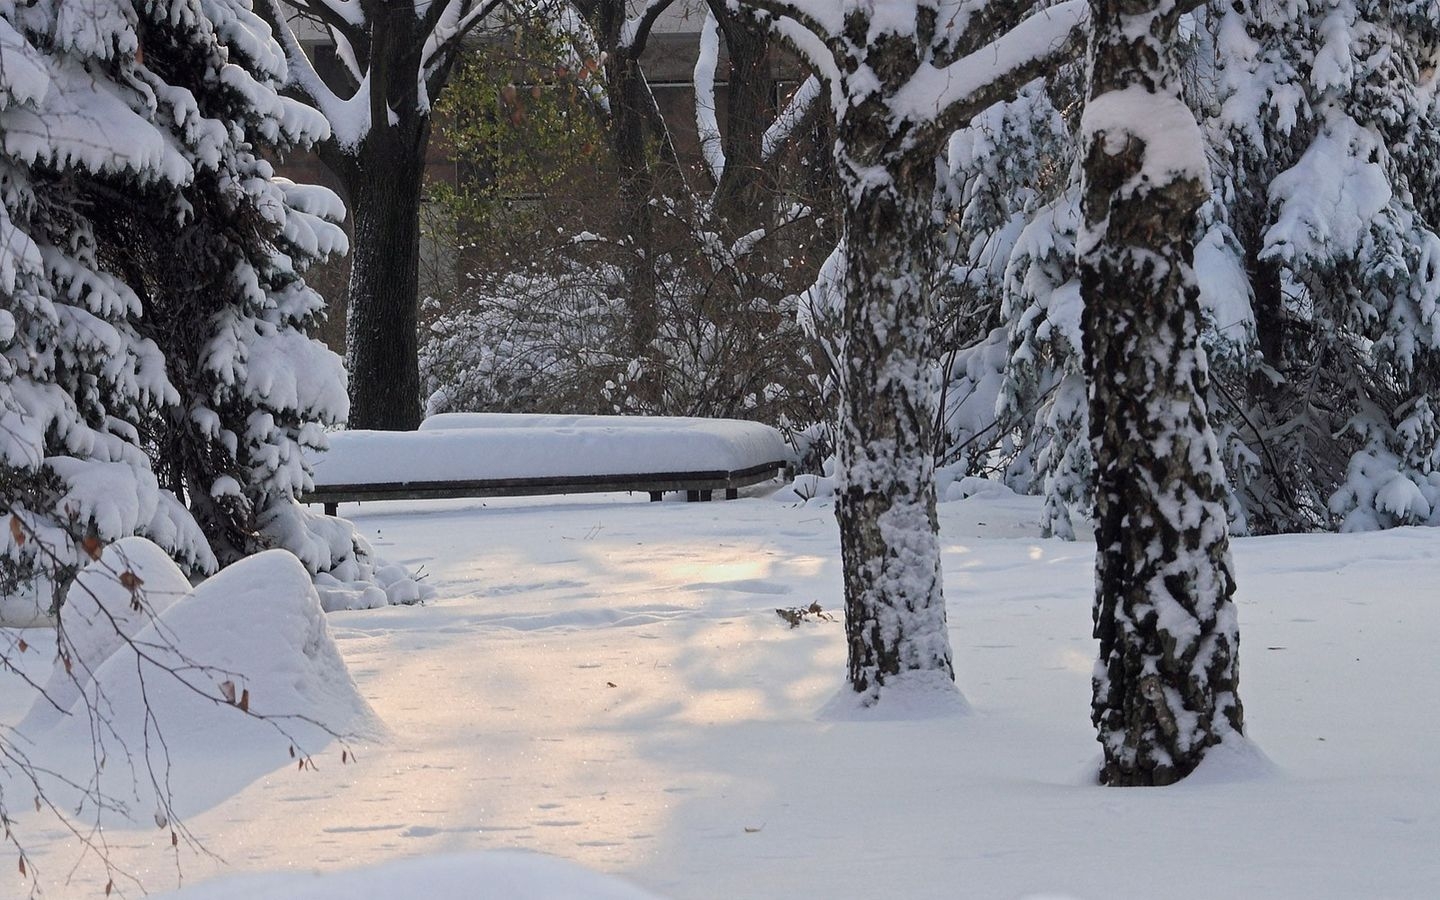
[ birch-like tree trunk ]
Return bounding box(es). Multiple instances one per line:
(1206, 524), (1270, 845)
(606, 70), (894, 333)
(740, 0), (1087, 704)
(834, 48), (952, 698)
(1079, 0), (1244, 785)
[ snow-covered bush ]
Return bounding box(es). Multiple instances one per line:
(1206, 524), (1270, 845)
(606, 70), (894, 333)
(419, 231), (824, 435)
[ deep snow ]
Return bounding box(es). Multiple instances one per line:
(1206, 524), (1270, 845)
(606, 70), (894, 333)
(2, 485), (1436, 898)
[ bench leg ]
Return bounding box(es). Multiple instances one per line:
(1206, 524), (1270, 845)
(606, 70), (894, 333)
(725, 488), (738, 501)
(324, 502), (338, 517)
(700, 490), (713, 502)
(649, 491), (663, 502)
(686, 490), (700, 502)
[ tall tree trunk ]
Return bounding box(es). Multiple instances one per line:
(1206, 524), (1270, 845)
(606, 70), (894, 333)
(1081, 0), (1244, 785)
(713, 9), (773, 231)
(333, 120), (429, 430)
(595, 1), (659, 373)
(834, 79), (953, 699)
(611, 58), (659, 359)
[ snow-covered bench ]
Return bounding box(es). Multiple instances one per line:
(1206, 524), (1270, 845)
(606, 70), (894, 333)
(302, 414), (793, 515)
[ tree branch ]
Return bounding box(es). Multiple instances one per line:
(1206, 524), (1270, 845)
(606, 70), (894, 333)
(620, 0), (681, 56)
(894, 0), (1087, 157)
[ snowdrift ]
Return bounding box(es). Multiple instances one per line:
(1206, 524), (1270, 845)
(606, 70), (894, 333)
(12, 542), (381, 824)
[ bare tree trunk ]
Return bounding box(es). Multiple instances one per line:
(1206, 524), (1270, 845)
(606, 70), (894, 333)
(1081, 0), (1244, 786)
(712, 8), (773, 231)
(295, 4), (435, 431)
(594, 1), (660, 367)
(331, 119), (430, 431)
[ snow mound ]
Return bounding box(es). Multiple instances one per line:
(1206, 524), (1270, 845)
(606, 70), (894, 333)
(943, 475), (1017, 502)
(1072, 732), (1279, 787)
(15, 546), (381, 823)
(1174, 732), (1281, 787)
(25, 536), (193, 730)
(818, 669), (972, 721)
(771, 471), (836, 504)
(155, 851), (667, 900)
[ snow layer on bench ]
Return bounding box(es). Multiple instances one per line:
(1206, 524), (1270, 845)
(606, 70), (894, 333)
(309, 416), (791, 486)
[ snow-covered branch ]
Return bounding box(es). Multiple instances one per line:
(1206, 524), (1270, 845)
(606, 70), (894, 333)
(259, 0), (349, 125)
(894, 0), (1087, 152)
(762, 74), (819, 161)
(694, 9), (725, 185)
(728, 0), (841, 39)
(421, 0), (511, 103)
(620, 0), (680, 53)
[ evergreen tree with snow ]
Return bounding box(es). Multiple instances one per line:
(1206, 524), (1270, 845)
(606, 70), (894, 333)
(1202, 0), (1440, 533)
(116, 0), (360, 577)
(0, 1), (217, 612)
(1080, 0), (1244, 785)
(1, 0), (398, 610)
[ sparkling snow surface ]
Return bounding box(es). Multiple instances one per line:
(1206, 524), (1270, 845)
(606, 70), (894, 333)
(3, 487), (1437, 898)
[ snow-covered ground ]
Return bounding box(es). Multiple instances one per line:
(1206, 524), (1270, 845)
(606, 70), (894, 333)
(3, 485), (1437, 898)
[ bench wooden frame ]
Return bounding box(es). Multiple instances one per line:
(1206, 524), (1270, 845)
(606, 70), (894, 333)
(303, 459), (789, 516)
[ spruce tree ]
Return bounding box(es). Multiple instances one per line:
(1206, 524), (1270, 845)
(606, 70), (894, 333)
(1, 1), (216, 615)
(2, 0), (399, 610)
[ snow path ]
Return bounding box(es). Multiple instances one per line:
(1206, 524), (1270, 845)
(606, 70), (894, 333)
(4, 490), (1438, 898)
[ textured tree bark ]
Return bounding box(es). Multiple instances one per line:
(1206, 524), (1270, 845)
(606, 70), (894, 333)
(832, 27), (953, 700)
(712, 8), (773, 232)
(835, 165), (953, 698)
(595, 1), (660, 369)
(333, 119), (430, 431)
(1081, 0), (1244, 785)
(307, 4), (433, 431)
